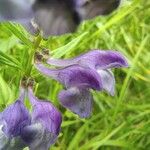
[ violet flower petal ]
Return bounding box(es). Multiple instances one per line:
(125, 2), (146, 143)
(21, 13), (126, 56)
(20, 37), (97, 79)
(0, 125), (27, 150)
(47, 50), (128, 69)
(0, 88), (30, 150)
(97, 69), (115, 96)
(22, 88), (62, 149)
(59, 87), (93, 118)
(1, 89), (30, 137)
(35, 63), (102, 91)
(22, 123), (56, 150)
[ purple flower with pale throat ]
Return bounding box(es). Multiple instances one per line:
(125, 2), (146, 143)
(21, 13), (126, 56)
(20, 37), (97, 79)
(0, 88), (30, 150)
(21, 87), (62, 150)
(35, 63), (102, 118)
(35, 50), (128, 118)
(47, 50), (128, 96)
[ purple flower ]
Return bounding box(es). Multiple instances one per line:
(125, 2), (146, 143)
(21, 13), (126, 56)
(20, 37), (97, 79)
(0, 88), (30, 150)
(0, 85), (62, 149)
(47, 50), (128, 96)
(21, 87), (62, 150)
(35, 50), (128, 118)
(35, 63), (102, 118)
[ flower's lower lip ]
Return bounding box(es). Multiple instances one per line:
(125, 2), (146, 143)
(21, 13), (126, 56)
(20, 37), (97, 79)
(58, 87), (93, 118)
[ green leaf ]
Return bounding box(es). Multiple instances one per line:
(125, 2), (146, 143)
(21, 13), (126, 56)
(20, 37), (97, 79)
(0, 35), (18, 53)
(0, 75), (15, 105)
(1, 22), (33, 47)
(0, 50), (22, 70)
(51, 32), (88, 58)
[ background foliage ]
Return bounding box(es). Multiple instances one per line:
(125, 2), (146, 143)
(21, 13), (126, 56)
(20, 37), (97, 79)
(0, 0), (150, 149)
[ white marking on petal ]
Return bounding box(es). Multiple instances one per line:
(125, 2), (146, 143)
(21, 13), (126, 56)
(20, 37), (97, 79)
(59, 87), (93, 118)
(0, 124), (9, 150)
(97, 69), (115, 96)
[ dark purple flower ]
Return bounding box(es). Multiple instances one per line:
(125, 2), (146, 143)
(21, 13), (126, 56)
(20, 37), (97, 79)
(21, 87), (62, 150)
(0, 88), (30, 150)
(47, 50), (128, 96)
(35, 63), (102, 118)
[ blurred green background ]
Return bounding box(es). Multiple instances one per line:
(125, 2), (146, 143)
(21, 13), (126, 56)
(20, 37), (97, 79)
(0, 0), (150, 149)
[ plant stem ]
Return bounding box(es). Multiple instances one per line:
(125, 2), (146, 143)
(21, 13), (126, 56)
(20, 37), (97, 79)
(26, 35), (42, 76)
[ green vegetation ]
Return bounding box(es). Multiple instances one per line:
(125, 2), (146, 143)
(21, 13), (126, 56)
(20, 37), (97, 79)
(0, 0), (150, 149)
